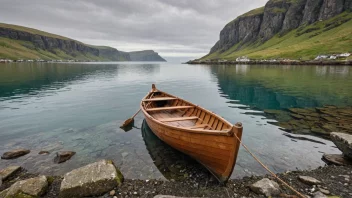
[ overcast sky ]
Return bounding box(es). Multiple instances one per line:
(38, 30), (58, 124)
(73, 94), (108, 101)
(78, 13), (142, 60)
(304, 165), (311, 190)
(1, 0), (268, 61)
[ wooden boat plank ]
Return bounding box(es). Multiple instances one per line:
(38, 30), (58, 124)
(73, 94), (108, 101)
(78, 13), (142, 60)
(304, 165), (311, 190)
(183, 124), (209, 129)
(163, 130), (233, 151)
(156, 111), (196, 127)
(165, 138), (230, 163)
(159, 116), (198, 122)
(146, 106), (194, 112)
(143, 97), (177, 102)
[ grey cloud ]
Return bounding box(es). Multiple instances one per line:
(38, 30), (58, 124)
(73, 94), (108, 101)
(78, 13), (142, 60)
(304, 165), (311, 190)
(0, 0), (268, 59)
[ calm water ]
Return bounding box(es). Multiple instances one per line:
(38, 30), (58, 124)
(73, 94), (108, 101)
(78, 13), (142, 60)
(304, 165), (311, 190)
(0, 62), (351, 180)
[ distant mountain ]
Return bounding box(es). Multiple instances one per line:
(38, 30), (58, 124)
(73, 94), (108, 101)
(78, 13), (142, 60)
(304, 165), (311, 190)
(201, 0), (352, 61)
(129, 50), (166, 62)
(0, 23), (166, 62)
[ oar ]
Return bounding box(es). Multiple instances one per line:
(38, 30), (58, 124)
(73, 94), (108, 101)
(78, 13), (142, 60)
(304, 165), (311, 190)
(120, 91), (156, 128)
(120, 109), (141, 128)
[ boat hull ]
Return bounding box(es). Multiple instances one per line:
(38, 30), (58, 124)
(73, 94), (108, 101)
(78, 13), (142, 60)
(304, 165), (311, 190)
(143, 112), (242, 182)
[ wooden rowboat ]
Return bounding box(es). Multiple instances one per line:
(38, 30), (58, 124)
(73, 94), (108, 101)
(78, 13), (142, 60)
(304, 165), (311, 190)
(141, 84), (243, 182)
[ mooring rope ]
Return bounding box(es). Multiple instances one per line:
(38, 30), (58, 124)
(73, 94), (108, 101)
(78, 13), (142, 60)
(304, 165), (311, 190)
(234, 134), (306, 198)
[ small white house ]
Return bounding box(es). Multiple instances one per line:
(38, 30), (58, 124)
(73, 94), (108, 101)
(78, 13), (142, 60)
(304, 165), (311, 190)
(338, 53), (351, 57)
(236, 56), (250, 62)
(315, 55), (328, 60)
(329, 55), (337, 60)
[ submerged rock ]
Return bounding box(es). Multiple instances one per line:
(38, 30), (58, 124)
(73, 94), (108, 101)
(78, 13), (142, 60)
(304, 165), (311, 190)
(0, 166), (21, 181)
(54, 151), (76, 163)
(38, 151), (50, 155)
(322, 154), (352, 166)
(250, 178), (280, 196)
(60, 159), (124, 197)
(1, 149), (30, 159)
(298, 176), (321, 185)
(1, 175), (48, 198)
(331, 132), (352, 159)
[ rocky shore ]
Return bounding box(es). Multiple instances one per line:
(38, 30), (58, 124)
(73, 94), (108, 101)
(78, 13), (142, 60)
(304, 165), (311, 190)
(0, 163), (351, 198)
(186, 60), (352, 66)
(1, 120), (352, 197)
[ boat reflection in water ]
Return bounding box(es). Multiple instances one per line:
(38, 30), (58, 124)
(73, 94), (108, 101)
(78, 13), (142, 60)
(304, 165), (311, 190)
(141, 120), (215, 182)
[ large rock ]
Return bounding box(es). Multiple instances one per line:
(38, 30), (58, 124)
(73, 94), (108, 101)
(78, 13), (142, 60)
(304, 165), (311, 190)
(0, 166), (21, 181)
(298, 176), (321, 185)
(54, 151), (76, 163)
(331, 132), (352, 159)
(322, 154), (352, 166)
(0, 176), (48, 198)
(250, 178), (280, 196)
(60, 160), (124, 197)
(1, 149), (30, 159)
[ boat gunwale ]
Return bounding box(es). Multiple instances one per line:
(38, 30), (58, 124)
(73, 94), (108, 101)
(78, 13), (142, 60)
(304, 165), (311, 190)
(140, 89), (234, 137)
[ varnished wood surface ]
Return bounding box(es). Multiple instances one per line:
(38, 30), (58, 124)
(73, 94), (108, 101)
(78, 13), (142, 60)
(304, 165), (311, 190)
(140, 85), (243, 182)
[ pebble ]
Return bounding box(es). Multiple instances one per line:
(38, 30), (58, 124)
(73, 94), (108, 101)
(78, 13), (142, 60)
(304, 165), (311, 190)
(110, 190), (116, 196)
(133, 192), (138, 195)
(113, 196), (117, 198)
(298, 176), (321, 185)
(318, 188), (330, 195)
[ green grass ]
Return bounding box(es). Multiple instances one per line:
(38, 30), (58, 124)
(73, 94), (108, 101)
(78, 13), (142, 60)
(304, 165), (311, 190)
(0, 23), (125, 61)
(203, 12), (352, 61)
(240, 7), (265, 17)
(0, 23), (70, 40)
(0, 37), (111, 61)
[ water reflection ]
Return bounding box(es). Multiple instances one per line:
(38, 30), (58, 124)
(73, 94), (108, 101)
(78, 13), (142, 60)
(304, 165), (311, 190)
(211, 65), (352, 110)
(141, 120), (214, 181)
(0, 63), (118, 101)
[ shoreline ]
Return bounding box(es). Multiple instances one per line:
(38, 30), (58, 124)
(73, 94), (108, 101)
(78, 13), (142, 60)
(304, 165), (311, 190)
(1, 164), (351, 197)
(186, 60), (352, 66)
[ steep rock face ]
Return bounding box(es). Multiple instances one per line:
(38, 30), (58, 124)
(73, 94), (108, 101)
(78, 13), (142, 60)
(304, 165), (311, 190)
(128, 50), (166, 61)
(259, 0), (289, 41)
(215, 20), (239, 53)
(282, 0), (308, 33)
(0, 27), (100, 56)
(99, 48), (130, 61)
(301, 0), (324, 24)
(238, 14), (263, 45)
(346, 0), (352, 11)
(210, 10), (263, 53)
(209, 0), (350, 56)
(0, 26), (164, 61)
(319, 0), (345, 20)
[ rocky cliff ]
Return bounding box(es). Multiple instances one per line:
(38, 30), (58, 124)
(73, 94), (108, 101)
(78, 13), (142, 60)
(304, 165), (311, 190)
(210, 0), (351, 54)
(0, 23), (166, 61)
(128, 50), (166, 61)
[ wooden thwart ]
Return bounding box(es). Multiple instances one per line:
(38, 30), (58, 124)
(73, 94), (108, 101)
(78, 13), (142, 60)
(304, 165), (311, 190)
(184, 124), (211, 129)
(143, 97), (177, 102)
(146, 106), (194, 112)
(159, 116), (198, 122)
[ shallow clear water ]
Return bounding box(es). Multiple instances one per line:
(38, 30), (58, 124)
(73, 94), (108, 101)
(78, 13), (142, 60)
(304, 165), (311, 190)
(0, 62), (351, 180)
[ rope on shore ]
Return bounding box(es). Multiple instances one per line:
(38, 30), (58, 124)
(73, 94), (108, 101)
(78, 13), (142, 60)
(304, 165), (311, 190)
(234, 134), (306, 198)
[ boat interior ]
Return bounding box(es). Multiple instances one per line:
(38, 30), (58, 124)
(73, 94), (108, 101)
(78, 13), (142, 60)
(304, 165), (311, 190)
(142, 91), (232, 131)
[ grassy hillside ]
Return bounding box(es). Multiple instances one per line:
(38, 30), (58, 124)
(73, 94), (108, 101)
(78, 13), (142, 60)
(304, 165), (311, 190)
(0, 37), (109, 61)
(202, 12), (352, 61)
(0, 23), (121, 61)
